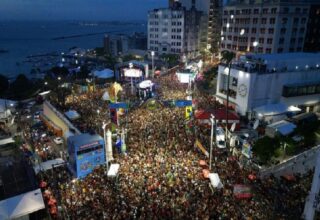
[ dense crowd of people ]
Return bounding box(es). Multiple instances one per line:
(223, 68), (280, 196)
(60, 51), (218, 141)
(34, 72), (314, 219)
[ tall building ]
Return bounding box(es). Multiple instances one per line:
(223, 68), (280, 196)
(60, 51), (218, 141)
(104, 35), (129, 56)
(304, 4), (320, 52)
(221, 0), (313, 54)
(179, 0), (223, 56)
(148, 1), (206, 58)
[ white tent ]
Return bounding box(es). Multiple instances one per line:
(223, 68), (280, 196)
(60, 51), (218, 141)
(209, 173), (223, 189)
(65, 110), (80, 120)
(254, 103), (301, 117)
(102, 91), (110, 101)
(0, 189), (45, 219)
(107, 163), (120, 177)
(266, 120), (297, 137)
(33, 158), (65, 174)
(139, 80), (154, 89)
(0, 138), (15, 147)
(93, 69), (114, 79)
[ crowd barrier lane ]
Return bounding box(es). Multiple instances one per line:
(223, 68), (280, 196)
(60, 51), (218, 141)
(195, 139), (209, 157)
(259, 145), (320, 179)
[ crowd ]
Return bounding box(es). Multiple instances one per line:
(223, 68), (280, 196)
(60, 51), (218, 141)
(34, 70), (314, 219)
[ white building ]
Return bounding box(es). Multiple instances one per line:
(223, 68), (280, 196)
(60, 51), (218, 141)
(215, 53), (320, 117)
(147, 2), (206, 58)
(221, 0), (311, 54)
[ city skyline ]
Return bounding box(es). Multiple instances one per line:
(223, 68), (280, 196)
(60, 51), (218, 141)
(0, 0), (167, 21)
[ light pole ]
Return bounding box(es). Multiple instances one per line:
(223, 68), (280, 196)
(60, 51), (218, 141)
(102, 122), (109, 172)
(209, 114), (215, 170)
(237, 29), (245, 55)
(129, 62), (134, 95)
(151, 51), (155, 78)
(253, 41), (259, 53)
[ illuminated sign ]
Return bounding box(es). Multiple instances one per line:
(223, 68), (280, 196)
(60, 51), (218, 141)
(79, 141), (99, 150)
(123, 68), (143, 77)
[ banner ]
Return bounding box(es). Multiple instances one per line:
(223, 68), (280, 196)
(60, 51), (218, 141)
(195, 139), (209, 157)
(241, 141), (252, 159)
(185, 106), (193, 120)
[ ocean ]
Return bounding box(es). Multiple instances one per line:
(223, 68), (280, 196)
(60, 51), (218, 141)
(0, 20), (146, 79)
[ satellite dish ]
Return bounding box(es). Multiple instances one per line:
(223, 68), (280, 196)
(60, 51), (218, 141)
(231, 122), (236, 132)
(253, 119), (259, 130)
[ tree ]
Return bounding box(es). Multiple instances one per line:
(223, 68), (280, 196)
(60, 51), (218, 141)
(252, 136), (279, 164)
(10, 74), (32, 99)
(0, 74), (9, 95)
(50, 66), (69, 77)
(220, 50), (235, 147)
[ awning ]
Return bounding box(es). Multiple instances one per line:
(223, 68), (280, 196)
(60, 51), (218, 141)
(0, 188), (45, 219)
(93, 69), (114, 79)
(64, 110), (80, 120)
(0, 138), (15, 147)
(195, 109), (240, 121)
(139, 80), (154, 89)
(267, 120), (297, 136)
(253, 103), (301, 117)
(33, 158), (65, 174)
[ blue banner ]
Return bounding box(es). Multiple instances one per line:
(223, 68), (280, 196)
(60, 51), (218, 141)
(175, 100), (192, 107)
(109, 102), (128, 109)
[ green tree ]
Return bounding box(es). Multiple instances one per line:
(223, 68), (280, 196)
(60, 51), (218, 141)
(252, 136), (279, 164)
(10, 74), (33, 99)
(0, 74), (9, 95)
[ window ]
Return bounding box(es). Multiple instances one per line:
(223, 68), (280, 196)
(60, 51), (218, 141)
(224, 10), (228, 15)
(254, 9), (259, 14)
(268, 28), (274, 34)
(234, 27), (238, 33)
(293, 18), (299, 25)
(162, 47), (167, 51)
(295, 8), (301, 13)
(289, 47), (295, 52)
(233, 36), (238, 41)
(283, 8), (289, 13)
(303, 8), (308, 14)
(269, 18), (276, 24)
(297, 47), (302, 52)
(290, 38), (296, 44)
(282, 18), (288, 24)
(298, 38), (303, 43)
(261, 18), (267, 24)
(250, 37), (256, 42)
(252, 28), (257, 33)
(267, 38), (273, 44)
(260, 28), (266, 34)
(277, 48), (283, 53)
(271, 8), (277, 14)
(258, 47), (263, 53)
(300, 28), (305, 34)
(279, 38), (284, 44)
(259, 38), (264, 44)
(253, 18), (258, 24)
(262, 8), (269, 14)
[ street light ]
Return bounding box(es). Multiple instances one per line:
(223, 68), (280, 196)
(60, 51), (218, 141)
(237, 29), (246, 52)
(102, 122), (109, 172)
(44, 82), (48, 86)
(58, 77), (61, 81)
(151, 51), (155, 78)
(129, 62), (134, 95)
(253, 41), (259, 53)
(209, 114), (215, 170)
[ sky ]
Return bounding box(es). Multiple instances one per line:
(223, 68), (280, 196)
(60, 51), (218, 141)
(0, 0), (167, 21)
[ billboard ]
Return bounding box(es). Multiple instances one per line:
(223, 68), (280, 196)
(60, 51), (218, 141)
(241, 141), (252, 159)
(123, 68), (143, 77)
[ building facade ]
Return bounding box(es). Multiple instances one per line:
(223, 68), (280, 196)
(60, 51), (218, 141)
(221, 0), (312, 54)
(215, 53), (320, 116)
(147, 2), (206, 58)
(304, 4), (320, 52)
(104, 34), (129, 57)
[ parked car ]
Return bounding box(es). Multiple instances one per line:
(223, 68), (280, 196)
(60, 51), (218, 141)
(216, 127), (226, 149)
(54, 137), (63, 145)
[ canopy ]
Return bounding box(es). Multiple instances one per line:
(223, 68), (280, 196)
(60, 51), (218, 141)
(195, 109), (240, 121)
(267, 120), (297, 136)
(93, 69), (114, 79)
(102, 91), (110, 101)
(107, 163), (120, 177)
(0, 188), (45, 219)
(208, 173), (223, 188)
(253, 103), (301, 117)
(33, 158), (65, 174)
(139, 80), (154, 89)
(0, 138), (15, 147)
(65, 110), (80, 120)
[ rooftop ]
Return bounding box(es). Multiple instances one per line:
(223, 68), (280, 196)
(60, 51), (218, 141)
(67, 133), (103, 147)
(224, 52), (320, 74)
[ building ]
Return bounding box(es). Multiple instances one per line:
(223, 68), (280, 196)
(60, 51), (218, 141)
(128, 32), (148, 50)
(179, 0), (223, 56)
(215, 53), (320, 117)
(104, 34), (129, 56)
(221, 0), (314, 55)
(67, 133), (105, 178)
(147, 1), (206, 58)
(304, 4), (320, 52)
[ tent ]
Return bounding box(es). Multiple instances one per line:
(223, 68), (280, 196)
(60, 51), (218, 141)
(139, 80), (154, 89)
(107, 163), (120, 177)
(208, 173), (223, 188)
(33, 158), (65, 174)
(65, 110), (80, 120)
(253, 103), (301, 117)
(102, 91), (110, 101)
(265, 120), (297, 137)
(0, 138), (15, 147)
(0, 188), (45, 219)
(93, 69), (114, 79)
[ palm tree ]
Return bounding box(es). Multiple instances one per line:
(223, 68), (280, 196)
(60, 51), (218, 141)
(220, 50), (235, 149)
